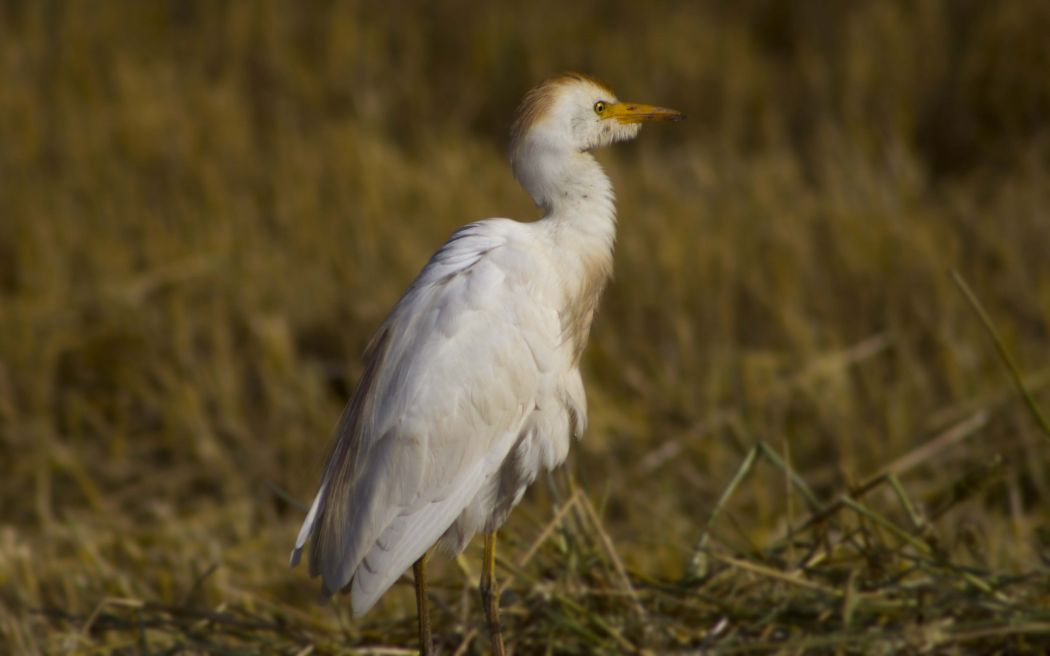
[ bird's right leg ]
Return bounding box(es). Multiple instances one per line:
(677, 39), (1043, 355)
(413, 553), (434, 656)
(480, 531), (506, 656)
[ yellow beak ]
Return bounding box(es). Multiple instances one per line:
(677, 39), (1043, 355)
(604, 102), (685, 124)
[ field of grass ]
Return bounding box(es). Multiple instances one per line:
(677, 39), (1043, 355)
(3, 1), (1050, 653)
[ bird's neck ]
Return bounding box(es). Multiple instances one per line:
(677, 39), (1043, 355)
(513, 143), (617, 243)
(512, 140), (617, 283)
(512, 142), (617, 360)
(543, 149), (617, 282)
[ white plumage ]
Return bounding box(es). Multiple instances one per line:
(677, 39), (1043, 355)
(290, 73), (683, 637)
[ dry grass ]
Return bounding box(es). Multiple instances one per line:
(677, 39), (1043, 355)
(2, 1), (1050, 653)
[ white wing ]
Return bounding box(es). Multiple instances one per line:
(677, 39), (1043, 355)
(291, 219), (563, 616)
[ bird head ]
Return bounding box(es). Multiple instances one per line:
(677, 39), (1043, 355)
(508, 73), (683, 210)
(510, 73), (684, 155)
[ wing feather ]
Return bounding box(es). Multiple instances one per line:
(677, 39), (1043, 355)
(291, 220), (561, 614)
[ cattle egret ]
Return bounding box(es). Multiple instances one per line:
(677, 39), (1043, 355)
(291, 73), (684, 655)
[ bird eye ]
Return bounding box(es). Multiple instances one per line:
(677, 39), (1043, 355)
(594, 101), (606, 115)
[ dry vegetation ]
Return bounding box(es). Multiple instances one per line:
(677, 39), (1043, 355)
(3, 1), (1050, 653)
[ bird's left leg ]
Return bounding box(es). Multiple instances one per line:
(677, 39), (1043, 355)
(413, 552), (434, 656)
(480, 531), (506, 656)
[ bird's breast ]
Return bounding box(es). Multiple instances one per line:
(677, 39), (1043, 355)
(556, 245), (613, 363)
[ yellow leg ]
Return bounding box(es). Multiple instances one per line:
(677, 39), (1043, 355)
(413, 553), (433, 656)
(480, 531), (506, 656)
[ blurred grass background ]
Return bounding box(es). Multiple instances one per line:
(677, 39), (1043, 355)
(2, 0), (1050, 653)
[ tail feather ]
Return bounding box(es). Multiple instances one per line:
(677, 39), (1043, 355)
(348, 458), (489, 616)
(289, 482), (326, 568)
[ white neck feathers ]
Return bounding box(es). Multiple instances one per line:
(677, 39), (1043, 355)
(511, 138), (616, 225)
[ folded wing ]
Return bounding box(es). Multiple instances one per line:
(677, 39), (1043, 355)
(291, 220), (561, 616)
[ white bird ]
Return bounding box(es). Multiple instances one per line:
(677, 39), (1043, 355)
(291, 73), (683, 655)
